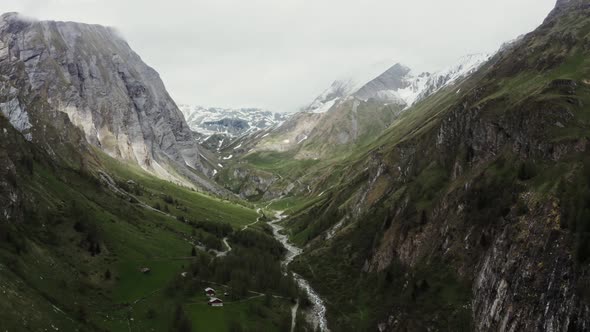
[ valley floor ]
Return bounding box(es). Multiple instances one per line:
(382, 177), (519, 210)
(0, 152), (312, 332)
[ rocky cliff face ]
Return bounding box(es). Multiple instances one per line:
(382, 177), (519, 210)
(0, 13), (218, 191)
(367, 93), (590, 330)
(354, 64), (426, 105)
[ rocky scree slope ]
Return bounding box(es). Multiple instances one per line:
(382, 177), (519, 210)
(282, 1), (590, 331)
(0, 13), (220, 191)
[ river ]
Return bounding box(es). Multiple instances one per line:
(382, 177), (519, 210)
(269, 212), (330, 332)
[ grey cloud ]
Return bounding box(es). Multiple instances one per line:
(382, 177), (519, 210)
(3, 0), (556, 111)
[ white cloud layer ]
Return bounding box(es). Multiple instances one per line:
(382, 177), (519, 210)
(3, 0), (556, 111)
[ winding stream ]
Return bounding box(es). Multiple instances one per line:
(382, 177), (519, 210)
(269, 213), (330, 332)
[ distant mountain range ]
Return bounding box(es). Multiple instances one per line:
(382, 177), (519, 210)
(214, 53), (493, 163)
(182, 54), (491, 157)
(179, 54), (490, 146)
(179, 105), (289, 140)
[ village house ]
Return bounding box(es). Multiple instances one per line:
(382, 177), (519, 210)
(204, 287), (215, 297)
(208, 297), (223, 307)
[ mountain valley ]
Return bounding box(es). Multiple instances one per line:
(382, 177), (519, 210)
(1, 1), (590, 331)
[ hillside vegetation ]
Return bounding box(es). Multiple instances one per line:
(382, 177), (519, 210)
(256, 2), (590, 331)
(0, 114), (302, 331)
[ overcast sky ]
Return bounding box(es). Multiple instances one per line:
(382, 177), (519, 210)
(4, 0), (555, 112)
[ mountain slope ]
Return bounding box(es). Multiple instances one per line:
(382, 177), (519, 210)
(0, 13), (219, 191)
(305, 54), (490, 115)
(415, 53), (491, 102)
(267, 1), (590, 331)
(216, 54), (491, 199)
(0, 110), (300, 331)
(253, 54), (490, 158)
(354, 63), (427, 106)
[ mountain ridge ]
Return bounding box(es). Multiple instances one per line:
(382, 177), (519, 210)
(278, 1), (590, 330)
(304, 53), (491, 115)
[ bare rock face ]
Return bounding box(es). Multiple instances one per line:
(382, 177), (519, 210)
(472, 202), (590, 332)
(548, 0), (590, 20)
(0, 13), (219, 191)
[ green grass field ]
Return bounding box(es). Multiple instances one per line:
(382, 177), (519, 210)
(97, 150), (259, 228)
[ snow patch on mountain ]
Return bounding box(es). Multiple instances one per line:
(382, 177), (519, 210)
(304, 61), (394, 113)
(416, 53), (492, 102)
(309, 98), (338, 114)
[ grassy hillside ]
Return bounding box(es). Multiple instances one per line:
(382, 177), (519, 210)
(0, 118), (300, 331)
(215, 99), (405, 201)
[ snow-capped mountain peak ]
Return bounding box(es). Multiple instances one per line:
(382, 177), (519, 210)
(354, 63), (431, 106)
(416, 53), (491, 102)
(304, 60), (396, 113)
(303, 53), (491, 114)
(305, 80), (355, 113)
